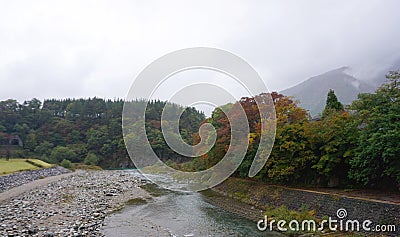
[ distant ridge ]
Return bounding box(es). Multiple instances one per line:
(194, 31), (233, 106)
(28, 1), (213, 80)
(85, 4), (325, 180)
(280, 67), (375, 116)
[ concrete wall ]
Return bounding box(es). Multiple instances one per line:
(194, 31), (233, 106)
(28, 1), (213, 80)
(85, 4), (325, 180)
(213, 179), (400, 236)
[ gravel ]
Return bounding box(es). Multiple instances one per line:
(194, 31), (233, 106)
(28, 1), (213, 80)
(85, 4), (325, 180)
(0, 170), (150, 237)
(0, 166), (71, 193)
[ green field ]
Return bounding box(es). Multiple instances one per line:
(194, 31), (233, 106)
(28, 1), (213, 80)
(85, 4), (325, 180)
(0, 158), (53, 175)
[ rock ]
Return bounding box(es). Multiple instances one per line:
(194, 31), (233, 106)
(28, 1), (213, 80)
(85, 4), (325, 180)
(0, 166), (71, 192)
(92, 212), (100, 218)
(44, 231), (55, 237)
(0, 170), (148, 236)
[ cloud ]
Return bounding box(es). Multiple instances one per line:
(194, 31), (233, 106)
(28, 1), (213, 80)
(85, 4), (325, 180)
(0, 0), (399, 106)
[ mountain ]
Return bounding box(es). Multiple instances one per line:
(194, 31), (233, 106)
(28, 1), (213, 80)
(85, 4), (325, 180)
(366, 57), (400, 87)
(280, 67), (376, 116)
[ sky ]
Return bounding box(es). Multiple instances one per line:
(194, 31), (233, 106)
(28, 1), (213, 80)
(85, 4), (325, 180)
(1, 0), (400, 113)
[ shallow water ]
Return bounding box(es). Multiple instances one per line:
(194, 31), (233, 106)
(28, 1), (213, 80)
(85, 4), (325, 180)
(103, 171), (282, 237)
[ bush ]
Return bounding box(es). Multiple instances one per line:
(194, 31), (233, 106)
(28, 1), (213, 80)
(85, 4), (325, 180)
(67, 143), (88, 163)
(34, 141), (54, 157)
(50, 146), (77, 163)
(84, 152), (99, 166)
(60, 159), (72, 169)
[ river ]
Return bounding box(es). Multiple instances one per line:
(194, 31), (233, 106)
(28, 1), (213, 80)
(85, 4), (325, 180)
(102, 171), (283, 236)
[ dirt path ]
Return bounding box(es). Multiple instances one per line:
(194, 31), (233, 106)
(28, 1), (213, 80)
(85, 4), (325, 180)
(0, 170), (80, 202)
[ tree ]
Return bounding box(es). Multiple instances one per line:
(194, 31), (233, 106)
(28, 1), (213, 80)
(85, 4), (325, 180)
(21, 98), (42, 129)
(84, 152), (99, 166)
(322, 89), (344, 118)
(6, 147), (10, 161)
(60, 159), (72, 169)
(0, 99), (20, 132)
(34, 141), (54, 157)
(87, 126), (110, 153)
(49, 146), (77, 164)
(24, 132), (37, 152)
(310, 112), (358, 186)
(263, 122), (315, 184)
(14, 123), (30, 141)
(201, 92), (311, 181)
(349, 70), (400, 188)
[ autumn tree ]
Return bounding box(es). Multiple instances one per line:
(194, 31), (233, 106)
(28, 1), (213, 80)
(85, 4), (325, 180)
(258, 93), (311, 183)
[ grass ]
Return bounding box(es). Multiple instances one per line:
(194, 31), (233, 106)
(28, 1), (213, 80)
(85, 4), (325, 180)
(28, 159), (53, 168)
(72, 163), (102, 170)
(0, 158), (53, 175)
(263, 205), (320, 235)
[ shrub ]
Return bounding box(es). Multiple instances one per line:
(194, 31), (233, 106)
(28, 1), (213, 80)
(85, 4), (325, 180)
(60, 159), (72, 169)
(50, 146), (77, 163)
(84, 152), (99, 166)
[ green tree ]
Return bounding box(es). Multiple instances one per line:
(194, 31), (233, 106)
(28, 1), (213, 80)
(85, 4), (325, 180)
(0, 97), (222, 169)
(24, 131), (37, 152)
(14, 123), (30, 141)
(67, 143), (88, 163)
(349, 70), (400, 188)
(259, 118), (322, 186)
(322, 89), (344, 118)
(84, 152), (99, 166)
(60, 159), (72, 169)
(87, 126), (109, 152)
(310, 112), (357, 186)
(34, 141), (54, 157)
(0, 99), (20, 132)
(21, 98), (42, 129)
(49, 146), (77, 164)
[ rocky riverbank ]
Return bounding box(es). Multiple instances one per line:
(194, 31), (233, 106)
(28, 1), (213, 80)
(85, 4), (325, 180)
(0, 166), (71, 193)
(0, 170), (150, 237)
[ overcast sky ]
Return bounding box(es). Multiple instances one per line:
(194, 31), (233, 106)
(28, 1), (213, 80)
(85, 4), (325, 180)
(1, 0), (400, 110)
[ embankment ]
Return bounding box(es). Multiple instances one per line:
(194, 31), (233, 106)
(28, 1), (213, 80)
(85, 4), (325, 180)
(212, 178), (400, 236)
(0, 166), (71, 192)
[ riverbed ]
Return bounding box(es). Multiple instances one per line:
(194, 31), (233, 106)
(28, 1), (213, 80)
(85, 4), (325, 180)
(103, 171), (282, 236)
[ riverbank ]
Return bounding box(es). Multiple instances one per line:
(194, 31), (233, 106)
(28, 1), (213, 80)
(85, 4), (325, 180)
(211, 178), (400, 236)
(0, 166), (71, 193)
(0, 170), (150, 237)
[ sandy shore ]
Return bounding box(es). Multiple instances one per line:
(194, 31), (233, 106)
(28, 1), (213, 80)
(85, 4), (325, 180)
(0, 170), (150, 237)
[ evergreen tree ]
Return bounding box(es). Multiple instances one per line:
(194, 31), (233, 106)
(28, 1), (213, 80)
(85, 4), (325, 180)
(322, 89), (344, 118)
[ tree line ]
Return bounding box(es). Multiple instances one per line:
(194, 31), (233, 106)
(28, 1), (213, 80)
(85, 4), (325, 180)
(0, 70), (398, 190)
(173, 71), (400, 190)
(0, 98), (205, 168)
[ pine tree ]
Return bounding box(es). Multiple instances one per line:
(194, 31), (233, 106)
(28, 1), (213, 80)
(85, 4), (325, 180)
(322, 89), (344, 118)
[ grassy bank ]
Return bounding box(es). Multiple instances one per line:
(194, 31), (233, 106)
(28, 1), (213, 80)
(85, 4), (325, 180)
(0, 158), (53, 175)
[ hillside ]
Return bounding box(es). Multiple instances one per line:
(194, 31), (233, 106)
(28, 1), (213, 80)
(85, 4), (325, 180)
(281, 67), (375, 116)
(0, 98), (205, 168)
